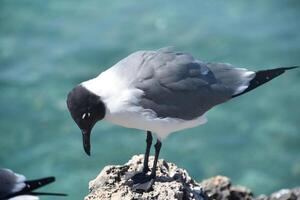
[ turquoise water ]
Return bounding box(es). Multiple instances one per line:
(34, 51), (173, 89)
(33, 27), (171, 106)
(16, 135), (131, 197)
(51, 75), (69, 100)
(1, 0), (300, 199)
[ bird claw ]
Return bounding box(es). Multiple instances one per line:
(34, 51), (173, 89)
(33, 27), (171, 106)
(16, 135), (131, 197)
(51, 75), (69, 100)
(124, 171), (155, 192)
(132, 178), (155, 192)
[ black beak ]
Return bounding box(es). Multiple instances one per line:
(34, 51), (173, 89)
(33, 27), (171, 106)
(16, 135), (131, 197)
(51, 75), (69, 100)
(82, 129), (91, 156)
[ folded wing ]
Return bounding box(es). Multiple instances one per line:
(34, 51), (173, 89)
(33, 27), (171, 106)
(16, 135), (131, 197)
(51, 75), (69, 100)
(133, 49), (245, 120)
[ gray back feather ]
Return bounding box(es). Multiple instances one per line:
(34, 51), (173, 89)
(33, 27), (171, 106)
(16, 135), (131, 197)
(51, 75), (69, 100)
(0, 169), (26, 198)
(119, 49), (234, 120)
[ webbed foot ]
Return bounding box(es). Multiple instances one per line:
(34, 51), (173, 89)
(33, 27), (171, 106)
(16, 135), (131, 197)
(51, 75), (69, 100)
(125, 171), (155, 192)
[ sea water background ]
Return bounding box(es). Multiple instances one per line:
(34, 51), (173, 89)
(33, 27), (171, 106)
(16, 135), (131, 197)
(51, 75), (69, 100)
(0, 1), (300, 199)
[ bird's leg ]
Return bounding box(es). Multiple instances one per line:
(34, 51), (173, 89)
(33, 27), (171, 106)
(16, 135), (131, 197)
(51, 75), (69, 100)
(149, 139), (161, 178)
(125, 131), (152, 180)
(143, 131), (152, 173)
(131, 139), (162, 192)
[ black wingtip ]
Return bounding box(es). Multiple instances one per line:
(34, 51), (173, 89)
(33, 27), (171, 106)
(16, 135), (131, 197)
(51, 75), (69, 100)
(3, 176), (68, 199)
(232, 66), (299, 98)
(24, 176), (56, 191)
(29, 192), (68, 196)
(281, 66), (299, 70)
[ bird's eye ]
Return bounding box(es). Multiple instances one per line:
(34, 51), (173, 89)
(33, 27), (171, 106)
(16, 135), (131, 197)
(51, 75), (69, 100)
(82, 112), (91, 120)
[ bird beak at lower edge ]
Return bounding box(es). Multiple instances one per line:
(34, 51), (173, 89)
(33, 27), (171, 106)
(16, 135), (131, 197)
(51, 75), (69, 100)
(82, 129), (91, 156)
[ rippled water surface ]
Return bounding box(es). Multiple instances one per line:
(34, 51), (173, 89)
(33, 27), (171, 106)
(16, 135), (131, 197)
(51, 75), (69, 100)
(1, 1), (300, 199)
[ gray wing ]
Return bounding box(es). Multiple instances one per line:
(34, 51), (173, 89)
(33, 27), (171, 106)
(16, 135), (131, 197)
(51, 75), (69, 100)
(0, 169), (26, 198)
(131, 49), (234, 120)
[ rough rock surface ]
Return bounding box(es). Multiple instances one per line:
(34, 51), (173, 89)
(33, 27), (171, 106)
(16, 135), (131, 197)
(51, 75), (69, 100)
(84, 155), (300, 200)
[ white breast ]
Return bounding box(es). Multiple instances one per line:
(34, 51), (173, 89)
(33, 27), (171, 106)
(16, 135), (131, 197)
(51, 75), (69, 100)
(9, 195), (39, 200)
(105, 106), (207, 140)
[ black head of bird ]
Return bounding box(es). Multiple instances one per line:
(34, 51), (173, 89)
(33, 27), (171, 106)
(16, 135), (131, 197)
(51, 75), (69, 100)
(67, 84), (106, 156)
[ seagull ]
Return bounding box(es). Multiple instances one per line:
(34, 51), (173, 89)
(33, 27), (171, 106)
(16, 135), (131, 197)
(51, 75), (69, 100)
(66, 47), (298, 192)
(0, 168), (67, 200)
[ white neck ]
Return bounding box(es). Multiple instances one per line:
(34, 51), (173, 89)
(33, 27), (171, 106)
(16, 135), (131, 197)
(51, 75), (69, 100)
(81, 68), (142, 116)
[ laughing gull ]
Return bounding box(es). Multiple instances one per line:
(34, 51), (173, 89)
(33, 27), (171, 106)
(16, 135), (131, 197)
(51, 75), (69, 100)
(66, 47), (298, 191)
(0, 168), (67, 200)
